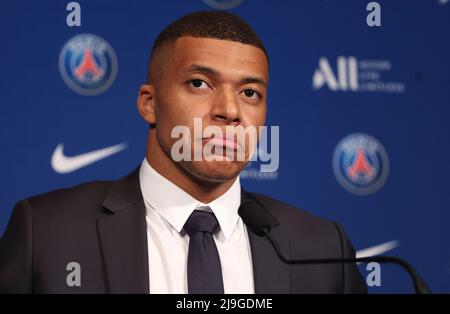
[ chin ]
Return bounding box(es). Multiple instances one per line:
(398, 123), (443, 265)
(180, 160), (245, 183)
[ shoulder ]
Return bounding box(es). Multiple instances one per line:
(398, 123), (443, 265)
(247, 192), (341, 243)
(21, 179), (114, 220)
(15, 166), (141, 222)
(248, 192), (336, 227)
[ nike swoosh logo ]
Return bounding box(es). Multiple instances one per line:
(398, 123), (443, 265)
(356, 240), (399, 259)
(51, 142), (127, 174)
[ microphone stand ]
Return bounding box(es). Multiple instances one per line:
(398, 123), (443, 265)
(263, 229), (431, 294)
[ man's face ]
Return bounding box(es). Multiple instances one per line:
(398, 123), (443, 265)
(144, 36), (268, 182)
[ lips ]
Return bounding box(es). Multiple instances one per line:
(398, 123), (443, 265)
(204, 135), (239, 150)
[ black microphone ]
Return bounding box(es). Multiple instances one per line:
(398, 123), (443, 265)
(238, 199), (431, 294)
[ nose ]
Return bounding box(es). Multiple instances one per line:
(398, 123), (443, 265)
(211, 87), (241, 126)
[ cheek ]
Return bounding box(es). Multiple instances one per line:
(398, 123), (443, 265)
(156, 87), (209, 129)
(243, 104), (266, 127)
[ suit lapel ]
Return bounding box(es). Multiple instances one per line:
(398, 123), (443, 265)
(97, 167), (150, 293)
(241, 190), (292, 294)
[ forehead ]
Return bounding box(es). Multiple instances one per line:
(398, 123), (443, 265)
(168, 36), (269, 81)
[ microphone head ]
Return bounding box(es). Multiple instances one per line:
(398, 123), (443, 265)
(238, 198), (279, 236)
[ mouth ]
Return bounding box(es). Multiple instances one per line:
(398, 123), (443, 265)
(202, 135), (240, 151)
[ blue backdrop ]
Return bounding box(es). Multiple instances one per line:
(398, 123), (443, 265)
(1, 0), (449, 293)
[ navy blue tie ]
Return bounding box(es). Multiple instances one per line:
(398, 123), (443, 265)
(183, 208), (224, 294)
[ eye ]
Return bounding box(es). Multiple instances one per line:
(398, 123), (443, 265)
(243, 89), (260, 99)
(190, 79), (208, 89)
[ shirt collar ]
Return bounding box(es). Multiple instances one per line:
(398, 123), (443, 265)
(139, 158), (241, 241)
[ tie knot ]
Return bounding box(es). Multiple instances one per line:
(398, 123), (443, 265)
(184, 209), (220, 237)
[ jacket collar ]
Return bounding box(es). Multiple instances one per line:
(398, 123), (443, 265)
(98, 166), (150, 293)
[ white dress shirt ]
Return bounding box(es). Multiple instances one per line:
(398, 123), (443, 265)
(139, 158), (255, 294)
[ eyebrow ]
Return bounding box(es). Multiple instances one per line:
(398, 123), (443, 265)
(187, 64), (267, 88)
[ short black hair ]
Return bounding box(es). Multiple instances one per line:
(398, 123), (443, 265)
(147, 11), (268, 83)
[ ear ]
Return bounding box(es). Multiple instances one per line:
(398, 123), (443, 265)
(137, 84), (156, 125)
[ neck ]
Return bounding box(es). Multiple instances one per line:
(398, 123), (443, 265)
(145, 131), (237, 204)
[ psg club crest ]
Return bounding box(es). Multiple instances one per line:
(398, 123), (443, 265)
(59, 34), (118, 96)
(332, 133), (389, 195)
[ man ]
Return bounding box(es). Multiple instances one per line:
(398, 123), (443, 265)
(0, 11), (367, 294)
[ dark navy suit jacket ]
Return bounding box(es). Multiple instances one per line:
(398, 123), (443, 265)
(0, 166), (367, 293)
